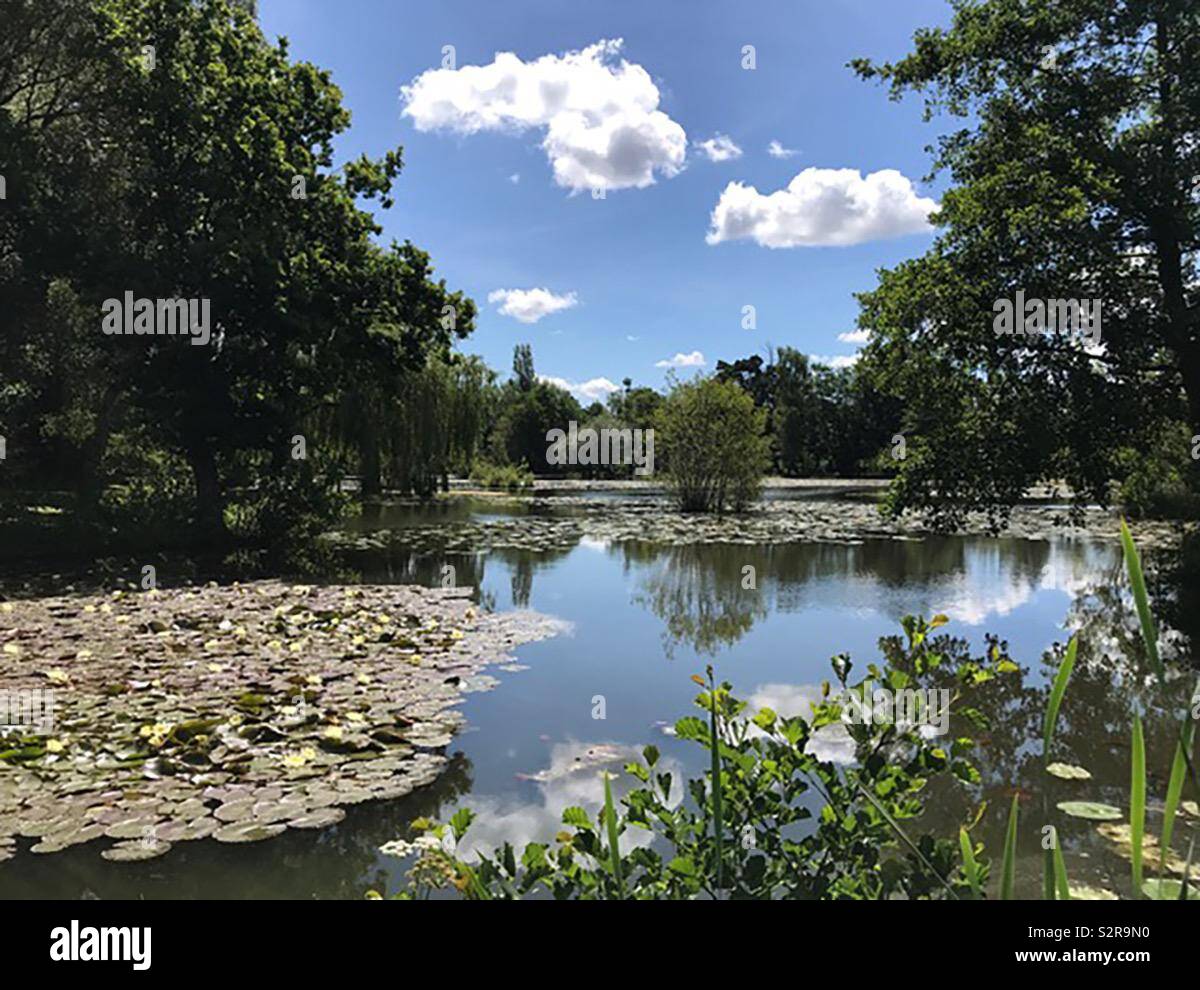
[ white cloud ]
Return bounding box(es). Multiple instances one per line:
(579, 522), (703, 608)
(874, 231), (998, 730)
(488, 287), (578, 324)
(706, 167), (937, 248)
(767, 139), (798, 159)
(837, 328), (870, 344)
(509, 173), (520, 184)
(695, 133), (742, 162)
(401, 39), (687, 193)
(809, 353), (860, 369)
(538, 374), (621, 402)
(654, 350), (706, 369)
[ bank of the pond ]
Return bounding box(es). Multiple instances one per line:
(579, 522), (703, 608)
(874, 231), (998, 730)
(0, 582), (562, 864)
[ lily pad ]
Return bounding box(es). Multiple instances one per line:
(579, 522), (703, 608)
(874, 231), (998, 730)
(1046, 762), (1092, 780)
(101, 838), (172, 862)
(286, 807), (346, 829)
(213, 821), (287, 844)
(1142, 879), (1195, 900)
(1068, 884), (1118, 900)
(1057, 801), (1122, 821)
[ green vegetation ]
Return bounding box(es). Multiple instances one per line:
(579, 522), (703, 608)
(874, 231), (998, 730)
(382, 530), (1197, 900)
(655, 376), (770, 513)
(851, 0), (1200, 529)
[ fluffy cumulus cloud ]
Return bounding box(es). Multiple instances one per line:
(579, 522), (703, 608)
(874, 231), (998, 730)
(837, 328), (871, 344)
(401, 39), (687, 193)
(705, 167), (937, 248)
(538, 374), (621, 402)
(695, 133), (742, 162)
(809, 353), (860, 370)
(767, 139), (797, 159)
(488, 288), (578, 324)
(654, 350), (706, 369)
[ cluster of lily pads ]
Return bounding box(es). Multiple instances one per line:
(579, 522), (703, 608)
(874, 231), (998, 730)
(0, 581), (559, 863)
(332, 496), (1182, 557)
(1045, 760), (1200, 885)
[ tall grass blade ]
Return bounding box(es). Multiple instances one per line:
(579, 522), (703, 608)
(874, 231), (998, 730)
(602, 771), (625, 899)
(1050, 826), (1070, 900)
(1180, 838), (1194, 901)
(1042, 636), (1077, 762)
(1131, 713), (1146, 898)
(708, 681), (724, 896)
(1160, 725), (1194, 875)
(959, 827), (983, 898)
(1042, 636), (1076, 900)
(1000, 793), (1019, 900)
(1119, 519), (1165, 689)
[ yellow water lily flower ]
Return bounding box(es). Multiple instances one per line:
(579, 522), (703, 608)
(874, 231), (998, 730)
(322, 726), (343, 741)
(45, 739), (66, 754)
(46, 669), (70, 684)
(2, 643), (20, 656)
(305, 675), (322, 686)
(346, 712), (366, 724)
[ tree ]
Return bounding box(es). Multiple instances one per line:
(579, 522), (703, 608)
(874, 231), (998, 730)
(655, 377), (769, 513)
(512, 344), (536, 392)
(1, 0), (474, 545)
(852, 0), (1200, 528)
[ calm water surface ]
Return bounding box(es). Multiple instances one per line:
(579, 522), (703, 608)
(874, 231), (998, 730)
(1, 495), (1184, 898)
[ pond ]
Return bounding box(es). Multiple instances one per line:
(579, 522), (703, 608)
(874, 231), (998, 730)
(0, 492), (1190, 898)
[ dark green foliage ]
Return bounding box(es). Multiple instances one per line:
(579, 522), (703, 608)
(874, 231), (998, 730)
(852, 0), (1200, 528)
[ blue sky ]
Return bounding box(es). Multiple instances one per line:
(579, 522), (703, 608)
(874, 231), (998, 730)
(259, 0), (953, 402)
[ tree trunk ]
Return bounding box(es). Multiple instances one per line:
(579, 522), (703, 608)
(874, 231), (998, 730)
(360, 431), (382, 498)
(186, 443), (227, 542)
(75, 383), (121, 519)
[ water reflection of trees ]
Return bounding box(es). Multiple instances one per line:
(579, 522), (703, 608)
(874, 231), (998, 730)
(625, 542), (768, 658)
(621, 537), (1085, 659)
(488, 546), (574, 608)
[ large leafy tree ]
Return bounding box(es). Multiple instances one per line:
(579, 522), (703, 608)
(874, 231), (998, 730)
(1, 0), (474, 540)
(853, 0), (1200, 528)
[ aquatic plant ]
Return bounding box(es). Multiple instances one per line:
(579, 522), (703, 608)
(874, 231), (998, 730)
(384, 528), (1197, 900)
